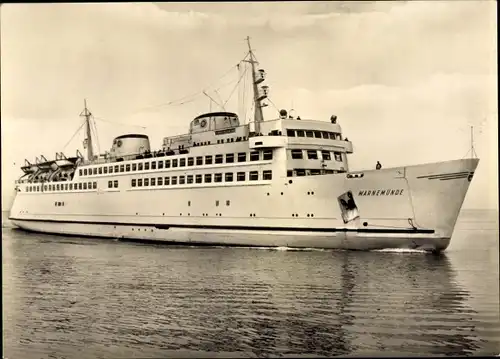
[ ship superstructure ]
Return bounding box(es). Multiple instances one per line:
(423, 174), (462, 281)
(9, 38), (479, 252)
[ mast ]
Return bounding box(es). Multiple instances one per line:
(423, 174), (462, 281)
(79, 99), (94, 161)
(245, 36), (268, 134)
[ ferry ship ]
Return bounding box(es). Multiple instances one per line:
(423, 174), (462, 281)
(9, 38), (479, 252)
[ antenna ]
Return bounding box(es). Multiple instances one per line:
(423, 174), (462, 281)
(244, 36), (266, 134)
(470, 125), (478, 159)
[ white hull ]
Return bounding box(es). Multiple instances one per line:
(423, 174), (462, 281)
(9, 158), (479, 252)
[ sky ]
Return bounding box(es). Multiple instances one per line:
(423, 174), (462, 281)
(1, 1), (498, 210)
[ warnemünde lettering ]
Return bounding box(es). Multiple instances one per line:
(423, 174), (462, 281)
(358, 189), (404, 196)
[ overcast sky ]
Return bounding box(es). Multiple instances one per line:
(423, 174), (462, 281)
(1, 1), (497, 210)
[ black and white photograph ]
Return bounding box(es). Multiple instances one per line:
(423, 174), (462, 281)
(1, 1), (498, 358)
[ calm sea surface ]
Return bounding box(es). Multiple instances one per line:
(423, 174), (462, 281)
(2, 210), (499, 358)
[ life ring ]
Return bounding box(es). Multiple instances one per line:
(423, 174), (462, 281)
(200, 119), (207, 128)
(117, 140), (123, 147)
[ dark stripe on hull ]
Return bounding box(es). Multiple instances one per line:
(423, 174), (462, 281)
(416, 171), (472, 179)
(9, 217), (435, 234)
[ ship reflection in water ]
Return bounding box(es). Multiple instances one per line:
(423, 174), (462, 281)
(3, 226), (499, 358)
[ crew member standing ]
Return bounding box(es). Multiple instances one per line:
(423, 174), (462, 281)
(376, 161), (382, 170)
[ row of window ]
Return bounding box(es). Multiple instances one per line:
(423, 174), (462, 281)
(25, 180), (121, 192)
(290, 149), (343, 161)
(287, 129), (342, 140)
(131, 170), (273, 188)
(286, 169), (344, 177)
(80, 150), (273, 177)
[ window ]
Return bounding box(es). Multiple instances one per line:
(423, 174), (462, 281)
(322, 150), (331, 161)
(311, 169), (321, 175)
(179, 176), (185, 185)
(44, 185), (48, 191)
(93, 168), (98, 175)
(164, 177), (170, 185)
(118, 165), (123, 173)
(79, 169), (83, 176)
(151, 178), (156, 186)
(79, 183), (83, 190)
(99, 167), (103, 174)
(314, 131), (322, 138)
(152, 161), (157, 170)
(84, 169), (88, 176)
(250, 151), (259, 161)
(226, 153), (234, 163)
(132, 163), (137, 171)
(307, 150), (318, 160)
(287, 129), (295, 137)
(132, 179), (137, 187)
(196, 156), (203, 165)
(138, 179), (143, 187)
(158, 177), (163, 186)
(187, 175), (193, 184)
(188, 157), (194, 166)
(322, 131), (329, 139)
(215, 154), (223, 164)
(306, 131), (314, 138)
(263, 170), (272, 180)
(216, 200), (220, 207)
(205, 155), (213, 165)
(172, 159), (178, 168)
(144, 178), (149, 186)
(188, 201), (191, 206)
(114, 165), (119, 173)
(214, 173), (223, 182)
(297, 130), (305, 137)
(158, 161), (164, 169)
(287, 170), (293, 177)
(237, 152), (246, 162)
(69, 184), (73, 190)
(171, 176), (177, 185)
(83, 183), (88, 190)
(263, 150), (273, 160)
(56, 184), (60, 191)
(109, 166), (114, 173)
(126, 164), (131, 172)
(104, 166), (108, 174)
(165, 160), (170, 168)
(145, 162), (150, 170)
(237, 172), (246, 181)
(296, 169), (306, 176)
(334, 152), (343, 162)
(329, 132), (336, 140)
(225, 172), (233, 182)
(179, 158), (186, 167)
(249, 171), (259, 181)
(114, 180), (118, 188)
(92, 182), (97, 189)
(204, 174), (212, 183)
(195, 174), (202, 184)
(291, 149), (303, 159)
(226, 200), (230, 206)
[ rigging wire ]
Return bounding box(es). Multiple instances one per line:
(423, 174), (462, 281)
(266, 97), (282, 116)
(223, 65), (248, 108)
(62, 120), (87, 151)
(93, 116), (147, 130)
(90, 116), (101, 155)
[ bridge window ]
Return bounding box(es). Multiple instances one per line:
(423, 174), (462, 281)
(145, 162), (150, 170)
(109, 166), (113, 173)
(238, 152), (246, 162)
(164, 177), (170, 186)
(322, 131), (329, 139)
(152, 161), (157, 170)
(126, 164), (131, 172)
(215, 154), (223, 164)
(84, 169), (88, 176)
(138, 179), (143, 187)
(305, 131), (314, 138)
(328, 132), (336, 140)
(204, 174), (212, 183)
(165, 160), (170, 168)
(158, 161), (164, 169)
(172, 159), (178, 168)
(291, 149), (303, 159)
(334, 152), (342, 162)
(322, 150), (331, 161)
(79, 169), (83, 176)
(132, 163), (137, 171)
(287, 129), (295, 137)
(263, 170), (272, 180)
(151, 177), (156, 186)
(158, 177), (163, 186)
(104, 166), (108, 174)
(99, 167), (103, 174)
(296, 130), (305, 137)
(263, 150), (273, 160)
(180, 158), (186, 167)
(214, 173), (223, 183)
(132, 179), (137, 187)
(194, 156), (202, 166)
(314, 131), (322, 138)
(179, 176), (185, 185)
(205, 155), (213, 165)
(93, 168), (98, 175)
(226, 153), (234, 163)
(307, 150), (318, 160)
(195, 174), (202, 184)
(249, 171), (259, 181)
(250, 151), (260, 161)
(187, 175), (193, 184)
(188, 157), (194, 166)
(118, 165), (123, 173)
(171, 176), (177, 185)
(225, 172), (233, 182)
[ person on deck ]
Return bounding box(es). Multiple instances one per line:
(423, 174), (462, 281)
(376, 161), (382, 170)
